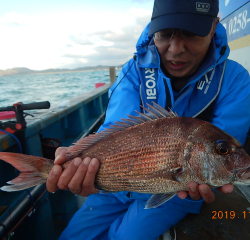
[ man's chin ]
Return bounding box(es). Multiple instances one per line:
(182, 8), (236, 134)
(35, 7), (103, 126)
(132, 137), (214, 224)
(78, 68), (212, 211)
(166, 70), (189, 78)
(165, 66), (196, 78)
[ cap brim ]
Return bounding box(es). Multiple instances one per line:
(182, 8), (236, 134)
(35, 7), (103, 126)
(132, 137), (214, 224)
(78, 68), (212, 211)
(148, 13), (214, 37)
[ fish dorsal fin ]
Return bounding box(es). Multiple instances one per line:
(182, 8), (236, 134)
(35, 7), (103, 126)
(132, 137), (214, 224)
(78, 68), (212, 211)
(66, 102), (178, 159)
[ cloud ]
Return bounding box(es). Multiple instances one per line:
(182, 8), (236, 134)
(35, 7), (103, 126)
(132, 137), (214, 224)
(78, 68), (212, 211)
(7, 22), (24, 27)
(0, 12), (28, 27)
(0, 5), (152, 70)
(62, 53), (88, 59)
(62, 13), (151, 68)
(132, 0), (153, 3)
(69, 35), (94, 45)
(89, 30), (129, 42)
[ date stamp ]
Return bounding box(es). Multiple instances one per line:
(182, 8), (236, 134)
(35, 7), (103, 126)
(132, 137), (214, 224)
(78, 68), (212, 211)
(212, 211), (250, 219)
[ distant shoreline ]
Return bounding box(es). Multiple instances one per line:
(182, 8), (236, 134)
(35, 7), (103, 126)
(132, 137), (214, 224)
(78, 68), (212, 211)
(0, 66), (122, 77)
(22, 68), (109, 76)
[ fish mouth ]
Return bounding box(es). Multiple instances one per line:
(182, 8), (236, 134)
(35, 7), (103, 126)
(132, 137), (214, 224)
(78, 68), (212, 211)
(234, 167), (250, 185)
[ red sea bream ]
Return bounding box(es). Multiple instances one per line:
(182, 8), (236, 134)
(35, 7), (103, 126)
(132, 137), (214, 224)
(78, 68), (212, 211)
(0, 103), (250, 208)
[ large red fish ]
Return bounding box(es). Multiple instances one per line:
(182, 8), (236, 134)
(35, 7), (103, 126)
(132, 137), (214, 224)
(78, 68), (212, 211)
(0, 102), (250, 208)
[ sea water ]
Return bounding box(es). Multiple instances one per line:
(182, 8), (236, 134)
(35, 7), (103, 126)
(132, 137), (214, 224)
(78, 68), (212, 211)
(0, 69), (120, 108)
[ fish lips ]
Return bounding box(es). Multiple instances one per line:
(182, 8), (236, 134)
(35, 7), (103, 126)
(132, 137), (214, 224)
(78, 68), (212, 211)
(234, 167), (250, 185)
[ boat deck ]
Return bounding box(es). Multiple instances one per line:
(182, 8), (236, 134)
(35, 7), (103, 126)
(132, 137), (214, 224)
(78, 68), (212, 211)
(166, 186), (250, 240)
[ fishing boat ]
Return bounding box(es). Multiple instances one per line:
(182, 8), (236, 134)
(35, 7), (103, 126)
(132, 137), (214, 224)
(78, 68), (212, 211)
(1, 0), (250, 239)
(0, 79), (111, 240)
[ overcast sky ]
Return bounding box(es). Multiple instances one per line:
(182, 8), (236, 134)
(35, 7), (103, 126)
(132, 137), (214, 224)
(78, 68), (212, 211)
(0, 0), (153, 70)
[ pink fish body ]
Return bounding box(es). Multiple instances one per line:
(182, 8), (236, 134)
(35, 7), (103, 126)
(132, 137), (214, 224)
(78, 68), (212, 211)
(1, 103), (250, 208)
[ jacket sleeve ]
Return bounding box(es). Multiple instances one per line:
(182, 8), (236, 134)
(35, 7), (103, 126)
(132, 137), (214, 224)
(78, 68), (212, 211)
(98, 59), (141, 132)
(211, 60), (250, 145)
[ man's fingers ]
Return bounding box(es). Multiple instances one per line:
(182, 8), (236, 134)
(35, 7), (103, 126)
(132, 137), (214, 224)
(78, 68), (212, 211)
(177, 191), (188, 199)
(179, 182), (215, 204)
(54, 147), (68, 164)
(47, 146), (68, 193)
(68, 157), (91, 195)
(178, 183), (231, 204)
(79, 158), (100, 196)
(47, 156), (100, 197)
(187, 183), (215, 203)
(46, 165), (62, 192)
(187, 182), (201, 201)
(218, 184), (234, 194)
(57, 158), (82, 190)
(198, 184), (215, 203)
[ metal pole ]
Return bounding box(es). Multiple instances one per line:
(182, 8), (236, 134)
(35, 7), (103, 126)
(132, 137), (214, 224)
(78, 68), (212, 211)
(0, 185), (45, 240)
(109, 66), (116, 84)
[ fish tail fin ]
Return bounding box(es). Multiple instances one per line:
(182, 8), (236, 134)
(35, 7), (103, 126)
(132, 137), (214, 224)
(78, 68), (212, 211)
(0, 152), (54, 192)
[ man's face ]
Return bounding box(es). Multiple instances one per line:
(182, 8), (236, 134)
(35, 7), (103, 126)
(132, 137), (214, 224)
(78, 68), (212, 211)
(154, 20), (219, 78)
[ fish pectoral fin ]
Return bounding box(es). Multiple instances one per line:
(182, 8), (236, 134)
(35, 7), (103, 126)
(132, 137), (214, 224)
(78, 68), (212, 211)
(144, 193), (176, 209)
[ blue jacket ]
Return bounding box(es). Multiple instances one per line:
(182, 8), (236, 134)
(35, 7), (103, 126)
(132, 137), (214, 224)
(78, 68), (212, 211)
(60, 23), (250, 240)
(98, 22), (250, 213)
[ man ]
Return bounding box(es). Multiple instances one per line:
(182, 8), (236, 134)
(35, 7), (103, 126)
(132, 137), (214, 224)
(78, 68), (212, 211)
(47, 0), (250, 239)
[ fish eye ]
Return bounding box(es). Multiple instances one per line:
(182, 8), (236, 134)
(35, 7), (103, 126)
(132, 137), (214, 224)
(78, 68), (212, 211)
(215, 141), (231, 155)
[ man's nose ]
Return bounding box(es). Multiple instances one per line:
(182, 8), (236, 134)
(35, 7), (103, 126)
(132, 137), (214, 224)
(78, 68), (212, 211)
(168, 31), (185, 55)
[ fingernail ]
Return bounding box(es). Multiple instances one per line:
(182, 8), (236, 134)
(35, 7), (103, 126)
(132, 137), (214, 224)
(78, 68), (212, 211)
(83, 158), (91, 165)
(190, 186), (196, 193)
(55, 155), (60, 163)
(200, 187), (208, 194)
(91, 158), (97, 165)
(53, 165), (60, 174)
(177, 193), (186, 200)
(74, 158), (82, 166)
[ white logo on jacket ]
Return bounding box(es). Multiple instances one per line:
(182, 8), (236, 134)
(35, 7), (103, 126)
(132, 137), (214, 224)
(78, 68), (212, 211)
(197, 68), (215, 94)
(145, 68), (156, 99)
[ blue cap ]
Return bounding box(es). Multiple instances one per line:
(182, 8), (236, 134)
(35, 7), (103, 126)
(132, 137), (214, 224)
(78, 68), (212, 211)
(148, 0), (219, 37)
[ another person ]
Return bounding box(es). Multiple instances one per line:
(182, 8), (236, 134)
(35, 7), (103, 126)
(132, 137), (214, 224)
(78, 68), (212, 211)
(47, 0), (250, 239)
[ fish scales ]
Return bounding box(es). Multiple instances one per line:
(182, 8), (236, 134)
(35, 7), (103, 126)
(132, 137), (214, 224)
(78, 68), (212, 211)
(1, 103), (250, 208)
(79, 117), (205, 193)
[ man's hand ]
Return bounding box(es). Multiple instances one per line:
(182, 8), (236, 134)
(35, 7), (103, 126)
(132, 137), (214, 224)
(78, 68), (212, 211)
(46, 147), (99, 196)
(177, 182), (234, 203)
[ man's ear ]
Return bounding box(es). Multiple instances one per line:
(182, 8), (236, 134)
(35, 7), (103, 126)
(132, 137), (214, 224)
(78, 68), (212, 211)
(210, 17), (220, 39)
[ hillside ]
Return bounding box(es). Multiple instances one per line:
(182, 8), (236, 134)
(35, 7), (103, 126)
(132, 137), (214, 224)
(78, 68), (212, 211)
(0, 65), (118, 77)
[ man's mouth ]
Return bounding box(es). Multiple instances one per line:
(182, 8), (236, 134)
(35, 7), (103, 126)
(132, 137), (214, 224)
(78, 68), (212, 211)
(170, 61), (185, 65)
(168, 60), (187, 70)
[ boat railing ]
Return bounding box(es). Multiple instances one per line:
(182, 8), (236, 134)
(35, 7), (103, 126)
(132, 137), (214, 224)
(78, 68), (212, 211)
(0, 68), (116, 240)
